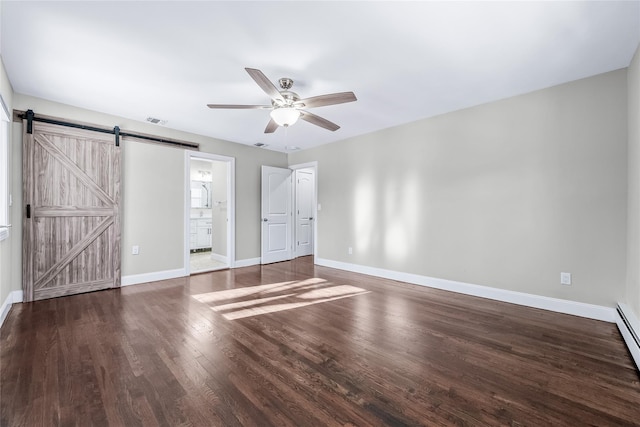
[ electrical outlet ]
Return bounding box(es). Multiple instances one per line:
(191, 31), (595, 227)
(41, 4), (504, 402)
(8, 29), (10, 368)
(560, 272), (571, 285)
(348, 247), (353, 255)
(132, 245), (140, 255)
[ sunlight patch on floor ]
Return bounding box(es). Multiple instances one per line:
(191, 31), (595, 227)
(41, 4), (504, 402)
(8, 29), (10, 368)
(192, 278), (324, 303)
(192, 278), (370, 320)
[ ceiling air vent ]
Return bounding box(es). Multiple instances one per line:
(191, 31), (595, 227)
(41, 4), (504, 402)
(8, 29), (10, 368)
(146, 117), (167, 125)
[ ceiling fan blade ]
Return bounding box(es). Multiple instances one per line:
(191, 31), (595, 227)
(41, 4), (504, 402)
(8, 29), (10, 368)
(245, 68), (284, 103)
(300, 111), (340, 131)
(295, 92), (357, 109)
(264, 118), (278, 134)
(207, 104), (271, 109)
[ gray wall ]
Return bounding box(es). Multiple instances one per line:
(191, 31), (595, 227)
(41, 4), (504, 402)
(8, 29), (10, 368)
(4, 93), (287, 294)
(627, 44), (640, 318)
(120, 137), (185, 275)
(290, 69), (628, 307)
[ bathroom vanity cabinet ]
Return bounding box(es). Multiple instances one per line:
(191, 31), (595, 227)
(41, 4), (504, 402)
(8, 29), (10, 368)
(190, 218), (212, 250)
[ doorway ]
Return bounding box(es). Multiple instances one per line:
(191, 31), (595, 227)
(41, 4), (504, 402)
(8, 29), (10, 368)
(185, 152), (235, 274)
(294, 167), (315, 258)
(260, 162), (317, 264)
(291, 162), (317, 259)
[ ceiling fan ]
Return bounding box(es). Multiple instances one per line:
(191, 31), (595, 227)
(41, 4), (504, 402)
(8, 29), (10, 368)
(207, 68), (357, 133)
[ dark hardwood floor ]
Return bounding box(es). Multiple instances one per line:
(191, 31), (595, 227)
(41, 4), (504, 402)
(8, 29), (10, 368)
(1, 256), (639, 426)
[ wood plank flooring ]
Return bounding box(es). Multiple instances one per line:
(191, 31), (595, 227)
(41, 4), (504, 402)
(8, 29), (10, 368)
(1, 256), (639, 426)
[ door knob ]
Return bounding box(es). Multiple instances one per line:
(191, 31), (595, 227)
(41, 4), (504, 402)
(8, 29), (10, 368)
(263, 218), (268, 222)
(310, 217), (314, 220)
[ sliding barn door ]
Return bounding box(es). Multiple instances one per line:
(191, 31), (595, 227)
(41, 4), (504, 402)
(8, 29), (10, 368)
(23, 121), (121, 302)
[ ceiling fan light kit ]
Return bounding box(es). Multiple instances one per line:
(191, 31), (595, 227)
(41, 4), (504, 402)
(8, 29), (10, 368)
(207, 67), (357, 133)
(270, 107), (300, 127)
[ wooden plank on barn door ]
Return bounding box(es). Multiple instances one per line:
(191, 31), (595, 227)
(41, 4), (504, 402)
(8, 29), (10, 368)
(22, 120), (121, 302)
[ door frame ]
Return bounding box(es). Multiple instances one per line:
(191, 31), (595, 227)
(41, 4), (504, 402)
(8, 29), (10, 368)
(290, 161), (318, 259)
(184, 151), (235, 273)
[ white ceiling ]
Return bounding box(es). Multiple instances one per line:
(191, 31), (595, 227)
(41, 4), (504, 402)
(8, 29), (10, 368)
(1, 1), (639, 152)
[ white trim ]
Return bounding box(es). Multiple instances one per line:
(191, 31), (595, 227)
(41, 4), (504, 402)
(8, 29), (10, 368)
(0, 94), (8, 119)
(121, 268), (186, 287)
(234, 257), (261, 268)
(289, 161), (318, 259)
(0, 290), (24, 328)
(289, 161), (318, 170)
(616, 303), (640, 370)
(122, 258), (259, 285)
(0, 99), (10, 231)
(617, 302), (640, 335)
(315, 258), (615, 322)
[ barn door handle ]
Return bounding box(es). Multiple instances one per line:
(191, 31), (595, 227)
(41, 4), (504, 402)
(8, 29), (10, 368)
(26, 204), (31, 219)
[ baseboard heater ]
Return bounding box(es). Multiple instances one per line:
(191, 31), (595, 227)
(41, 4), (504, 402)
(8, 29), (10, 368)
(616, 303), (640, 371)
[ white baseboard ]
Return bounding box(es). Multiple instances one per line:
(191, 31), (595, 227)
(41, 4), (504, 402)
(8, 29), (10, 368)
(315, 258), (615, 323)
(234, 257), (261, 268)
(121, 268), (187, 287)
(616, 303), (640, 370)
(0, 290), (24, 328)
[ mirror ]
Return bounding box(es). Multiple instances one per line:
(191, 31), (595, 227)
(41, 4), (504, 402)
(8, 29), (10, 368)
(191, 180), (212, 208)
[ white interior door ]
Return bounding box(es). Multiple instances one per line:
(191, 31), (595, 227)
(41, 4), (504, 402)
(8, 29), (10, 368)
(295, 168), (315, 257)
(261, 166), (292, 264)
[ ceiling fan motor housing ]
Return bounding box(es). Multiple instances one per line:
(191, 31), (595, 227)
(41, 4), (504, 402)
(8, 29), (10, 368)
(278, 77), (294, 90)
(273, 90), (300, 107)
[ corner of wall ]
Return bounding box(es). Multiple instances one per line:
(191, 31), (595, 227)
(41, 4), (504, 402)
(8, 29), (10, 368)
(0, 290), (23, 329)
(625, 42), (640, 326)
(0, 55), (14, 111)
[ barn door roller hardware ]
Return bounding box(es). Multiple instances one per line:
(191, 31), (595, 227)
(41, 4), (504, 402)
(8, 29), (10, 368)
(26, 109), (34, 134)
(19, 110), (199, 149)
(23, 109), (121, 146)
